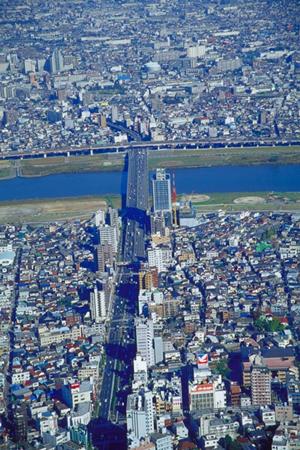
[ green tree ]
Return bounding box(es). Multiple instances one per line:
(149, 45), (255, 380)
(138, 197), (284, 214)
(214, 358), (231, 379)
(269, 317), (284, 332)
(230, 441), (242, 450)
(224, 435), (242, 450)
(254, 316), (284, 333)
(224, 435), (233, 449)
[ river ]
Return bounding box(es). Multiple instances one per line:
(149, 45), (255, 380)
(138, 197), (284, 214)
(0, 164), (300, 202)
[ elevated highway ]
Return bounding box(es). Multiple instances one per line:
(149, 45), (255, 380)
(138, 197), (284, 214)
(95, 148), (148, 448)
(123, 148), (149, 262)
(1, 138), (299, 161)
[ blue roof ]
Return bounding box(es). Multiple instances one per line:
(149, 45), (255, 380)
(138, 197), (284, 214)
(240, 312), (251, 318)
(117, 74), (130, 80)
(11, 384), (22, 391)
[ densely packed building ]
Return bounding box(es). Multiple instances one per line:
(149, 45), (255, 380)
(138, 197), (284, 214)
(127, 208), (300, 449)
(0, 199), (300, 449)
(0, 207), (120, 448)
(1, 0), (299, 153)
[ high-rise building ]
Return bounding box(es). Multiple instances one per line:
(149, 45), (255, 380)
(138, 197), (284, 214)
(189, 381), (214, 411)
(95, 209), (106, 227)
(153, 336), (163, 364)
(3, 109), (18, 126)
(100, 114), (107, 128)
(135, 318), (155, 367)
(50, 48), (64, 74)
(107, 207), (120, 239)
(152, 169), (172, 213)
(133, 355), (148, 386)
(24, 58), (36, 74)
(287, 376), (300, 413)
(111, 105), (119, 123)
(230, 382), (242, 407)
(147, 246), (172, 273)
(189, 373), (226, 412)
(150, 211), (166, 236)
(187, 45), (206, 58)
(12, 404), (28, 443)
(97, 243), (114, 272)
(251, 366), (271, 406)
(90, 286), (106, 322)
(138, 289), (153, 316)
(126, 390), (155, 446)
(147, 247), (163, 272)
(138, 267), (159, 290)
(99, 224), (118, 253)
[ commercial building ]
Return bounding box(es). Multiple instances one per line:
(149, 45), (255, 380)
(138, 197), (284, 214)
(189, 374), (227, 412)
(152, 169), (172, 214)
(135, 318), (155, 368)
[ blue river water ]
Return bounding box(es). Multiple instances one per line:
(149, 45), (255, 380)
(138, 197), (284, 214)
(0, 164), (299, 201)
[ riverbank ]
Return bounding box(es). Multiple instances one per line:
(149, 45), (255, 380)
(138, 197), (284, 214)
(188, 191), (300, 213)
(2, 145), (300, 180)
(1, 192), (299, 224)
(0, 196), (111, 224)
(0, 160), (15, 179)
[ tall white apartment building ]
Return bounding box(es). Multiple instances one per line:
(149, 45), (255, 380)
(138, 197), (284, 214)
(99, 225), (118, 253)
(147, 247), (171, 273)
(135, 318), (155, 368)
(90, 286), (106, 322)
(126, 390), (155, 447)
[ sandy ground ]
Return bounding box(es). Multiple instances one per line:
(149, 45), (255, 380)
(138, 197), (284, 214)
(186, 194), (210, 202)
(0, 198), (107, 223)
(234, 196), (266, 204)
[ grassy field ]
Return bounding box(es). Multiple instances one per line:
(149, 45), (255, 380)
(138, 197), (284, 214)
(187, 191), (300, 205)
(19, 154), (126, 177)
(0, 160), (14, 179)
(0, 192), (299, 224)
(1, 145), (300, 179)
(149, 145), (300, 169)
(190, 192), (300, 212)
